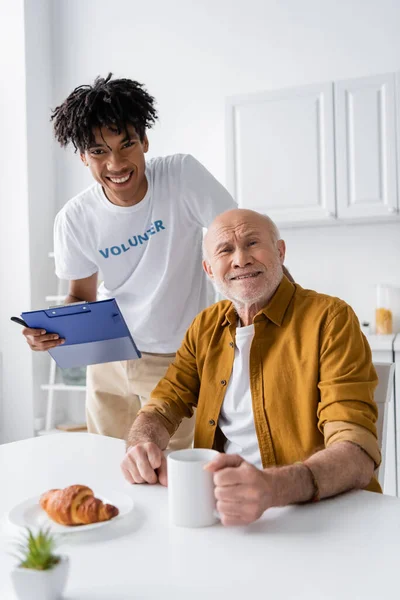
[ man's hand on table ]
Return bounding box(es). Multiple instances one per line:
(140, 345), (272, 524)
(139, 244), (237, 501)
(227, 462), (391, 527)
(121, 442), (168, 486)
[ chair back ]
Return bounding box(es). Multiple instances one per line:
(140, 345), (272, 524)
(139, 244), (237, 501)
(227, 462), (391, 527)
(373, 362), (395, 486)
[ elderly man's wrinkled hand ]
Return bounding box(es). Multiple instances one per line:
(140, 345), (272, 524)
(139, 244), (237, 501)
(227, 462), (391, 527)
(205, 454), (273, 526)
(121, 442), (168, 486)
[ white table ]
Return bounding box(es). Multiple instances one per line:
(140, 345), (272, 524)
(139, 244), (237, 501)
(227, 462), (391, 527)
(1, 433), (400, 600)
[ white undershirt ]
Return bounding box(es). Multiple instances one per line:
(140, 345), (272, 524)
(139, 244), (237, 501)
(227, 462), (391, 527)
(218, 323), (263, 469)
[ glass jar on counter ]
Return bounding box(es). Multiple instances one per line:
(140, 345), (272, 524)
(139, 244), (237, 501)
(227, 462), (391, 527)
(375, 284), (393, 335)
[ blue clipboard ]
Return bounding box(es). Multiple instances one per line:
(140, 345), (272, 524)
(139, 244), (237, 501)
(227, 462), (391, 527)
(21, 299), (141, 369)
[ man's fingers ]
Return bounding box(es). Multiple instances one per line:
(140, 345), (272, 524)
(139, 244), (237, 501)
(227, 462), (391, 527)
(216, 500), (242, 518)
(212, 465), (246, 487)
(121, 444), (166, 486)
(205, 453), (247, 488)
(126, 454), (146, 484)
(156, 455), (168, 487)
(214, 484), (247, 502)
(217, 499), (262, 526)
(216, 500), (251, 526)
(220, 514), (248, 527)
(29, 341), (65, 351)
(22, 327), (47, 337)
(29, 339), (65, 351)
(147, 445), (168, 485)
(147, 445), (163, 471)
(204, 453), (244, 473)
(121, 462), (135, 484)
(120, 454), (135, 483)
(22, 327), (65, 351)
(27, 333), (60, 342)
(135, 448), (159, 484)
(121, 453), (146, 484)
(25, 331), (65, 351)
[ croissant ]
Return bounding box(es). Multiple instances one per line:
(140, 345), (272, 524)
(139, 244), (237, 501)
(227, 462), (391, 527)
(40, 484), (119, 526)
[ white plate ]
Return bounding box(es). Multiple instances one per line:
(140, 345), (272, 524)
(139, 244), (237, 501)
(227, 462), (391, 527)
(7, 490), (134, 533)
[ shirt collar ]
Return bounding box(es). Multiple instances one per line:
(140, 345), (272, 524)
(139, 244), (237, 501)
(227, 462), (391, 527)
(221, 275), (296, 328)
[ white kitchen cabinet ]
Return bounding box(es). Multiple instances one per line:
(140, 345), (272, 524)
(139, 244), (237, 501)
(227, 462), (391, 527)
(226, 82), (336, 225)
(226, 71), (400, 228)
(367, 334), (397, 496)
(335, 73), (398, 219)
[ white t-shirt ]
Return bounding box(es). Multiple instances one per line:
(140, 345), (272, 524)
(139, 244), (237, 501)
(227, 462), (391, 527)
(218, 324), (263, 469)
(54, 154), (236, 353)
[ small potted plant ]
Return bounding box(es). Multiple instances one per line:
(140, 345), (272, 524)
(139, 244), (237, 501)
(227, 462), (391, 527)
(11, 527), (69, 600)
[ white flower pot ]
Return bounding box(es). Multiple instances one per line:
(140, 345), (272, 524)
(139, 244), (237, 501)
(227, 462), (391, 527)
(11, 555), (69, 600)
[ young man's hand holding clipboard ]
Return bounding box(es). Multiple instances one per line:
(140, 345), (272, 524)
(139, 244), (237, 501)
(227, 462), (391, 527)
(11, 299), (140, 368)
(11, 315), (66, 352)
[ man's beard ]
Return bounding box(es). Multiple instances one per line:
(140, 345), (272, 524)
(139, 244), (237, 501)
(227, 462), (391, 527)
(211, 262), (284, 307)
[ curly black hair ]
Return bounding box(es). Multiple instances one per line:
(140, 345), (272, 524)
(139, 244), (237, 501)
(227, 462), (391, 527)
(51, 73), (158, 151)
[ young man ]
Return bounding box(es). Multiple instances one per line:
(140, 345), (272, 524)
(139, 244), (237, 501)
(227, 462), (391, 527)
(22, 73), (236, 448)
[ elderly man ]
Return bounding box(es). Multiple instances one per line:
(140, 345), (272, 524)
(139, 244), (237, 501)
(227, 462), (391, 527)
(121, 208), (380, 526)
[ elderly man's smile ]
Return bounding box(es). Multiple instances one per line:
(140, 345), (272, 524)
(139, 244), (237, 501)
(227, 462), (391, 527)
(229, 271), (262, 281)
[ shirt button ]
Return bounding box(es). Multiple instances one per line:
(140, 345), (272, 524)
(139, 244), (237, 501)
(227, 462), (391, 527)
(229, 342), (234, 347)
(221, 380), (227, 386)
(209, 419), (216, 426)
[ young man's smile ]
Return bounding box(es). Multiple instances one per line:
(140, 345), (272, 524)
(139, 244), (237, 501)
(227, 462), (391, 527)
(105, 171), (133, 185)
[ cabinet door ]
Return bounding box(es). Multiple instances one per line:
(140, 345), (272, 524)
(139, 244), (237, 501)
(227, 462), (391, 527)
(335, 73), (398, 219)
(226, 83), (336, 225)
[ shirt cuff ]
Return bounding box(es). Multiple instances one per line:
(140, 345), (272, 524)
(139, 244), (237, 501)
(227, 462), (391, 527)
(324, 420), (381, 468)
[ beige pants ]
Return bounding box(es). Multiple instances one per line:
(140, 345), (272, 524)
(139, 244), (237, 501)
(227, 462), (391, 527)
(86, 352), (194, 450)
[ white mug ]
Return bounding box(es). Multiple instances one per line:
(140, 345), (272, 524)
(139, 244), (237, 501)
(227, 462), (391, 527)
(167, 448), (219, 528)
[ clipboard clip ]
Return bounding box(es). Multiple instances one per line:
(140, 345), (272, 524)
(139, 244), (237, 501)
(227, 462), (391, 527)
(45, 304), (92, 318)
(48, 300), (88, 308)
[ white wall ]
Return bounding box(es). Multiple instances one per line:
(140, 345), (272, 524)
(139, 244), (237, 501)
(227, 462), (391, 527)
(283, 222), (400, 331)
(0, 0), (58, 443)
(24, 0), (61, 427)
(50, 0), (400, 330)
(0, 0), (34, 443)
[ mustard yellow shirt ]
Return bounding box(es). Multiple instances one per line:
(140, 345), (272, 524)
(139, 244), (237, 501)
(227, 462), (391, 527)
(140, 276), (381, 492)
